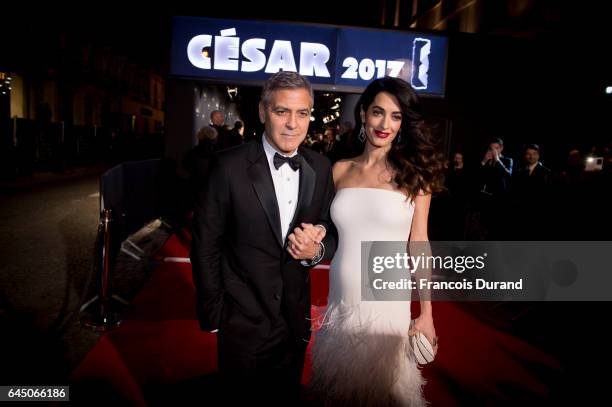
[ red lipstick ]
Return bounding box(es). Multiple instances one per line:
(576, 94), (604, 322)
(374, 130), (390, 139)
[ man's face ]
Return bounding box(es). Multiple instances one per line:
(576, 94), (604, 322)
(489, 142), (503, 155)
(259, 88), (312, 155)
(524, 148), (539, 165)
(453, 153), (463, 166)
(211, 111), (224, 126)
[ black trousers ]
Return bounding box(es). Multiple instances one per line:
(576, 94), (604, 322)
(217, 316), (307, 406)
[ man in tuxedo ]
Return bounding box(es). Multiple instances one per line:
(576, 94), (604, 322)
(479, 137), (513, 196)
(510, 143), (552, 239)
(190, 71), (337, 404)
(478, 137), (513, 239)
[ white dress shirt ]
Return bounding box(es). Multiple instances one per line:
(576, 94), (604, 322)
(262, 134), (300, 242)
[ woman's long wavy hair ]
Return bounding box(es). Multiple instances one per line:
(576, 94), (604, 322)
(354, 77), (445, 198)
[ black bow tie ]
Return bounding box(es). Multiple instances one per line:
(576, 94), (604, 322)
(273, 153), (301, 171)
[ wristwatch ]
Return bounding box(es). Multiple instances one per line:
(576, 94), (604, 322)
(301, 241), (325, 266)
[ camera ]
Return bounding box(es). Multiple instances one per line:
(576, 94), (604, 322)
(585, 156), (604, 172)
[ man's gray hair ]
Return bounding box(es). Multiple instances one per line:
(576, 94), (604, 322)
(196, 125), (218, 141)
(260, 71), (314, 108)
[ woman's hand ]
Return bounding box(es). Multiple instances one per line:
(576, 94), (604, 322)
(301, 223), (326, 243)
(408, 313), (439, 356)
(286, 224), (326, 260)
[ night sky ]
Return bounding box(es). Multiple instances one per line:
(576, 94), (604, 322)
(2, 1), (387, 73)
(2, 1), (611, 158)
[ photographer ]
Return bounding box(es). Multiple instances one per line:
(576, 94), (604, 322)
(477, 138), (513, 239)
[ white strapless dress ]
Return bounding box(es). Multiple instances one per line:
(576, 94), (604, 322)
(310, 188), (426, 407)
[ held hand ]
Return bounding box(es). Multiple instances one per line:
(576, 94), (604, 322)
(408, 314), (438, 356)
(287, 226), (321, 260)
(300, 223), (326, 243)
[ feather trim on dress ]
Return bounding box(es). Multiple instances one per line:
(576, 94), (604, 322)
(309, 302), (427, 407)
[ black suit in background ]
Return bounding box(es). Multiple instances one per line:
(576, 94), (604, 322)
(510, 162), (552, 239)
(477, 156), (513, 239)
(182, 138), (218, 209)
(190, 140), (337, 404)
(479, 155), (513, 197)
(440, 165), (473, 240)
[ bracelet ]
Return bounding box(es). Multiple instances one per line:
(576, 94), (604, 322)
(312, 241), (324, 261)
(301, 242), (325, 266)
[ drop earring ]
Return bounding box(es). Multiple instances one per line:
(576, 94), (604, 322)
(358, 124), (366, 142)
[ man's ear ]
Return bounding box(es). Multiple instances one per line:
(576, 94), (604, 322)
(258, 102), (266, 124)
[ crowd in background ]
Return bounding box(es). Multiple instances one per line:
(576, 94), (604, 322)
(182, 111), (611, 242)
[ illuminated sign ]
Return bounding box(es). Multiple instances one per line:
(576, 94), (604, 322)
(171, 16), (448, 96)
(186, 28), (332, 77)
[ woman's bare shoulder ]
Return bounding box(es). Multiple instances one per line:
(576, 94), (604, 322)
(333, 158), (360, 171)
(333, 158), (361, 185)
(332, 158), (357, 178)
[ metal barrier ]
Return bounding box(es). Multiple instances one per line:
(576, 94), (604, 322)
(80, 209), (129, 331)
(78, 159), (177, 331)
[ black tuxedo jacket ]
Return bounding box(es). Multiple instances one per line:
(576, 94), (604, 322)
(513, 162), (551, 192)
(479, 155), (513, 197)
(190, 140), (337, 355)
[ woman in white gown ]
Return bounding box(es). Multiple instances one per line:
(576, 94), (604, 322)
(309, 77), (445, 406)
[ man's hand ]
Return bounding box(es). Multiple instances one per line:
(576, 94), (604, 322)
(481, 150), (493, 165)
(301, 223), (326, 243)
(287, 224), (325, 260)
(492, 149), (500, 162)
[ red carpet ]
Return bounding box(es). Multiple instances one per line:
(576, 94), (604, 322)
(72, 230), (567, 405)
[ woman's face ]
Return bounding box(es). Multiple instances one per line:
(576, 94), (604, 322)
(361, 91), (403, 149)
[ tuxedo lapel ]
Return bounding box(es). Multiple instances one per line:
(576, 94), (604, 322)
(247, 143), (283, 248)
(287, 150), (316, 240)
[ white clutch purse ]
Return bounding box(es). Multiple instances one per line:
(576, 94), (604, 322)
(410, 320), (435, 365)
